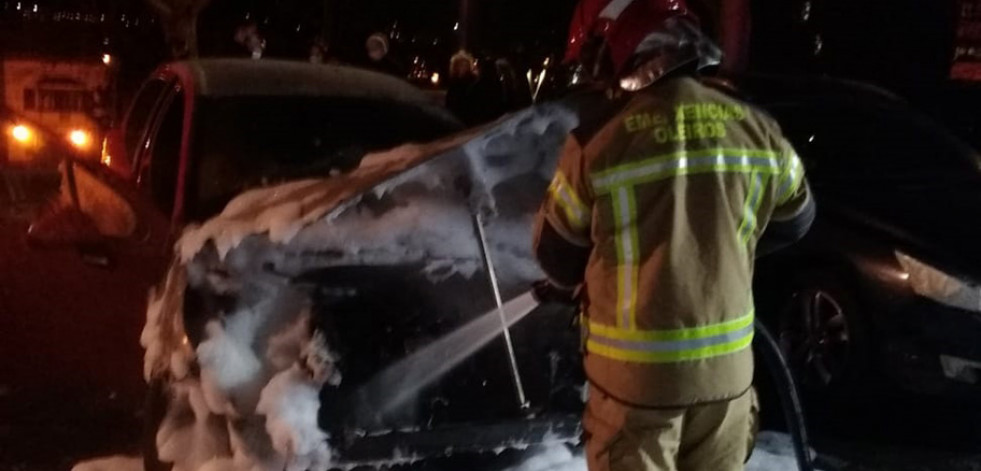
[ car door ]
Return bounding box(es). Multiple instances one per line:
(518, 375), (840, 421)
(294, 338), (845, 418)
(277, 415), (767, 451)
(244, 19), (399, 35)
(98, 76), (171, 179)
(0, 81), (183, 419)
(769, 100), (981, 267)
(134, 81), (187, 225)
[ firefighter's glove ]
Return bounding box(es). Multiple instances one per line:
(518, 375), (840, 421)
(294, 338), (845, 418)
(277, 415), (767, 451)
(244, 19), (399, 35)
(532, 280), (579, 306)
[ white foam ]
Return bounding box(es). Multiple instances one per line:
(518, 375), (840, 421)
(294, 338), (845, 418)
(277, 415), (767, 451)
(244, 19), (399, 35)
(256, 365), (332, 471)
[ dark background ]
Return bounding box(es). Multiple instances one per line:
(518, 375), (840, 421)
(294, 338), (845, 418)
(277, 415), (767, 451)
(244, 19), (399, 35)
(1, 0), (980, 145)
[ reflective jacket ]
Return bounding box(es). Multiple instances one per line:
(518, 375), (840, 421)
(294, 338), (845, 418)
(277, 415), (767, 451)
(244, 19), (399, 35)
(534, 77), (813, 407)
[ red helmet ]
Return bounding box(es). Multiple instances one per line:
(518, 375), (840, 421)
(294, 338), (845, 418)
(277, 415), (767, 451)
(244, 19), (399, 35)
(565, 0), (701, 75)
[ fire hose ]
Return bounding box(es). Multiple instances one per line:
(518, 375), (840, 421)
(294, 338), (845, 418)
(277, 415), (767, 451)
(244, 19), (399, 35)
(753, 318), (816, 471)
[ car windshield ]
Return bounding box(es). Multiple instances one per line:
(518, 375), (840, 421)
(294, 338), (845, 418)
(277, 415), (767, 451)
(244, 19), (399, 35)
(187, 95), (458, 220)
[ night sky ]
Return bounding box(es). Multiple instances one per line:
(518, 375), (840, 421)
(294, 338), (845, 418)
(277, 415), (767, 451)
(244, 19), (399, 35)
(0, 0), (575, 66)
(195, 0), (577, 66)
(0, 0), (971, 108)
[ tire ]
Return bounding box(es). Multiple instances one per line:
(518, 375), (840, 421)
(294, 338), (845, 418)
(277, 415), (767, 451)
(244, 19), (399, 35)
(774, 270), (871, 396)
(143, 377), (173, 471)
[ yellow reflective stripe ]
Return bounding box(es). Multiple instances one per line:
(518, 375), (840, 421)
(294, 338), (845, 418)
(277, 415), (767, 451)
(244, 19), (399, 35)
(588, 310), (754, 342)
(592, 148), (782, 193)
(738, 173), (767, 246)
(586, 331), (754, 363)
(750, 174), (768, 233)
(548, 171), (589, 231)
(560, 172), (589, 219)
(776, 153), (804, 204)
(585, 310), (756, 364)
(737, 173), (759, 244)
(612, 187), (639, 329)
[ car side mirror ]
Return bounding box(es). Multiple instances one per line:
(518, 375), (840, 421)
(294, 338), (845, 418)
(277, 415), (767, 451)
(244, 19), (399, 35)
(26, 204), (103, 248)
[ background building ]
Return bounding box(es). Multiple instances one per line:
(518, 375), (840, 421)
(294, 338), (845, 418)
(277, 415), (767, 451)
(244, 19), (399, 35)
(2, 56), (110, 164)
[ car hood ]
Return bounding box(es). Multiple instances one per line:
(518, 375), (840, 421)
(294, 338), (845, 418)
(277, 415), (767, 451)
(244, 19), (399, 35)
(817, 180), (981, 278)
(178, 103), (577, 264)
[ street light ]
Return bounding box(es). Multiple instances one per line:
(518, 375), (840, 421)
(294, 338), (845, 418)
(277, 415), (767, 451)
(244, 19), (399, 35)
(102, 53), (112, 65)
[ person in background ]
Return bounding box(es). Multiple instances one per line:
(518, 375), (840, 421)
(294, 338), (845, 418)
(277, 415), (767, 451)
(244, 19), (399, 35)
(233, 22), (265, 59)
(460, 56), (509, 125)
(446, 50), (478, 123)
(450, 50), (477, 80)
(309, 40), (327, 64)
(495, 58), (533, 111)
(363, 33), (406, 78)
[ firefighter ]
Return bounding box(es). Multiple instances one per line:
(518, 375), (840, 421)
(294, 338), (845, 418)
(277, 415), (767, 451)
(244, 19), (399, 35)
(532, 1), (816, 470)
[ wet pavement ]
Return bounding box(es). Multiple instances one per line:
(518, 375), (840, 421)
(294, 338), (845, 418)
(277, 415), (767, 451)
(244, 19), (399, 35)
(0, 389), (142, 471)
(1, 391), (979, 471)
(798, 389), (981, 471)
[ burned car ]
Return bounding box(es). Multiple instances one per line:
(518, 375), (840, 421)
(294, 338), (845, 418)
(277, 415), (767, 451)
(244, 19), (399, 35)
(141, 104), (585, 470)
(1, 59), (468, 468)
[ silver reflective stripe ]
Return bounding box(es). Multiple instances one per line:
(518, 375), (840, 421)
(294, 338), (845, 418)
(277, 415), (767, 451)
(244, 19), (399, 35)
(593, 154), (780, 192)
(738, 173), (765, 245)
(776, 154), (803, 203)
(614, 186), (637, 329)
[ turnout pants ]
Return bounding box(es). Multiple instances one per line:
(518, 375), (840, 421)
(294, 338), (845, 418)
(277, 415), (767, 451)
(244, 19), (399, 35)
(584, 385), (758, 471)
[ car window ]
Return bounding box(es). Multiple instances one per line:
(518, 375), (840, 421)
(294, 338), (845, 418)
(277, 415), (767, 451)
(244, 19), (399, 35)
(146, 91), (185, 217)
(58, 163), (136, 238)
(186, 96), (458, 221)
(768, 104), (981, 183)
(124, 79), (168, 165)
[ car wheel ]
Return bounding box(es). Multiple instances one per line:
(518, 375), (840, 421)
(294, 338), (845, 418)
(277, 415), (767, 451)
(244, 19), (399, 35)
(777, 272), (869, 394)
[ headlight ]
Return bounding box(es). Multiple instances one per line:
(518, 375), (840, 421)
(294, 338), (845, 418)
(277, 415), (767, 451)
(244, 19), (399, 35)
(10, 124), (33, 143)
(69, 129), (91, 149)
(896, 251), (981, 312)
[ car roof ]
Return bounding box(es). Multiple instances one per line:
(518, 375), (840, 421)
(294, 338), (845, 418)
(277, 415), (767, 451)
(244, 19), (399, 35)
(163, 59), (436, 105)
(727, 74), (908, 110)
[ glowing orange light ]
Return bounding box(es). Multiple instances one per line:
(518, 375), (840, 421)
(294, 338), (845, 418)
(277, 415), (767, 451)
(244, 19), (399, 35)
(69, 129), (91, 148)
(100, 138), (111, 166)
(11, 125), (32, 143)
